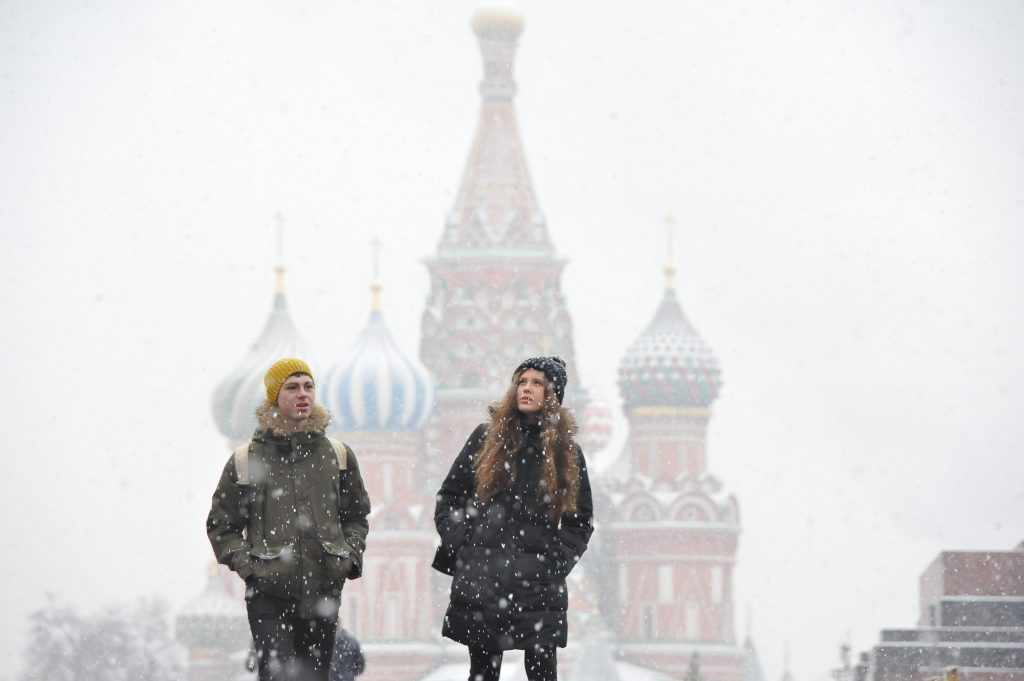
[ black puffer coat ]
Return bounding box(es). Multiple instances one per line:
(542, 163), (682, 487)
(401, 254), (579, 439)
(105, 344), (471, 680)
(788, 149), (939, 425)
(433, 421), (594, 650)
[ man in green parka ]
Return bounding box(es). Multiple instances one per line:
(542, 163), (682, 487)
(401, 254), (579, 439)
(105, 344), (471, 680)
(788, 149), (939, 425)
(207, 357), (371, 681)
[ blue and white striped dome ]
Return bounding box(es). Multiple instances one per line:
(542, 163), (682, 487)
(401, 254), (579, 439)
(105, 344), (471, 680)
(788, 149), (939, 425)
(211, 290), (317, 444)
(324, 310), (433, 431)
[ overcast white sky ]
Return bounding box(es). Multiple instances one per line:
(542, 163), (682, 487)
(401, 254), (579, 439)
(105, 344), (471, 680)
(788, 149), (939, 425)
(1, 1), (1022, 680)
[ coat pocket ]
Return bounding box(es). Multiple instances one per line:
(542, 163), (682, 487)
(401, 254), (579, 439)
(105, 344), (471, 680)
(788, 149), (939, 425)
(512, 553), (551, 580)
(247, 543), (296, 592)
(321, 540), (352, 583)
(250, 544), (293, 561)
(450, 546), (513, 609)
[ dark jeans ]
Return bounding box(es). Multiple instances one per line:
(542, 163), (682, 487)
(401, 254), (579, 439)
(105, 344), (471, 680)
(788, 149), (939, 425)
(247, 593), (337, 681)
(469, 646), (557, 681)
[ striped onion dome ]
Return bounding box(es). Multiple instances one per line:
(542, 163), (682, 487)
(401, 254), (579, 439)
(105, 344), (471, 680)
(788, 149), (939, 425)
(324, 308), (434, 432)
(211, 276), (316, 444)
(618, 286), (721, 409)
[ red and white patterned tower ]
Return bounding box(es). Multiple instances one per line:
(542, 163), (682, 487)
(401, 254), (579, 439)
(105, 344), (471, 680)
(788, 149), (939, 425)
(420, 1), (580, 483)
(607, 243), (752, 681)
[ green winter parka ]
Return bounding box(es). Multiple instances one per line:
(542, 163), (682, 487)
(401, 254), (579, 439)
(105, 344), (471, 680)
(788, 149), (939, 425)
(207, 402), (371, 619)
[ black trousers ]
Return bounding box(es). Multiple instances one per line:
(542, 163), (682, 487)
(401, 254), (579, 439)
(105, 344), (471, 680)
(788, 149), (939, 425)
(247, 593), (336, 681)
(469, 646), (558, 681)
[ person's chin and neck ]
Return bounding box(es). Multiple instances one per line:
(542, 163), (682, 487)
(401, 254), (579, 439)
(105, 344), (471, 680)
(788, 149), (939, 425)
(277, 373), (315, 434)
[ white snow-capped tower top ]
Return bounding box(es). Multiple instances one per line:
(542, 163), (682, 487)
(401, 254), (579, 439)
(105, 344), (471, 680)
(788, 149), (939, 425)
(472, 0), (525, 36)
(471, 0), (525, 101)
(432, 0), (548, 254)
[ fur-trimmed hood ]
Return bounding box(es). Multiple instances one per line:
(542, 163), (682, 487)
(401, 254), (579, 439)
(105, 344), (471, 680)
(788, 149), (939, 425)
(543, 403), (578, 444)
(476, 400), (582, 518)
(255, 401), (331, 437)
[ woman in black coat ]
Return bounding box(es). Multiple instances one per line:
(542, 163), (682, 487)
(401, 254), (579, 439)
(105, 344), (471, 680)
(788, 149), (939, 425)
(433, 356), (594, 681)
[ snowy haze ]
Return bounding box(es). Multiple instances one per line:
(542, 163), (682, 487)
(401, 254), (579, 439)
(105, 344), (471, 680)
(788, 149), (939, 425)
(1, 1), (1022, 680)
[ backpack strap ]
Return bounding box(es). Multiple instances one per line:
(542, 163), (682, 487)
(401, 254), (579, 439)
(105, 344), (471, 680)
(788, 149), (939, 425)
(233, 437), (347, 485)
(327, 437), (348, 471)
(233, 442), (253, 485)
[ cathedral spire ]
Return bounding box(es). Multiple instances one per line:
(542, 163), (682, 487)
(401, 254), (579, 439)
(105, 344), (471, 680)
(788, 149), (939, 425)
(439, 0), (549, 253)
(421, 2), (580, 485)
(472, 1), (524, 101)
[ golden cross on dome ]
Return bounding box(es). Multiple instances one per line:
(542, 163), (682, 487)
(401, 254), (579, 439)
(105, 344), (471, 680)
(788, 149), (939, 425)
(370, 237), (382, 312)
(274, 212), (286, 294)
(663, 212), (677, 291)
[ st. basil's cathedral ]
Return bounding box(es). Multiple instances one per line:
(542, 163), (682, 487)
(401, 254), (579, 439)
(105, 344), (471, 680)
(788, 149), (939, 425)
(176, 3), (763, 681)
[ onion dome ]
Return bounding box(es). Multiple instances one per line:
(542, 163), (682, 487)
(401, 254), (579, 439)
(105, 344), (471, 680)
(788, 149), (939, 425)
(211, 267), (316, 444)
(618, 258), (721, 409)
(324, 267), (433, 432)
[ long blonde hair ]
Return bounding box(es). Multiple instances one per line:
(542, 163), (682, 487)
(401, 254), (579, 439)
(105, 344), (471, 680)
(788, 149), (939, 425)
(473, 371), (580, 519)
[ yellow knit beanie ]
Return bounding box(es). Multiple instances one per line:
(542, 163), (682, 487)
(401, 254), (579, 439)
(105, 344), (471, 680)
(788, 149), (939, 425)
(264, 357), (314, 405)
